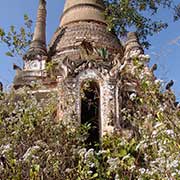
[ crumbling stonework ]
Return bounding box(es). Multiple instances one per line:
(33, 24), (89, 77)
(55, 56), (121, 136)
(48, 21), (123, 59)
(13, 0), (149, 137)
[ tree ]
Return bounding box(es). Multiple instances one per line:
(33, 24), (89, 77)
(0, 14), (33, 58)
(104, 0), (180, 47)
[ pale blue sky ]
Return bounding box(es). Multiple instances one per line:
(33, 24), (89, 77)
(0, 0), (180, 100)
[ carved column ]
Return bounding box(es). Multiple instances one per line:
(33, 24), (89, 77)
(101, 79), (116, 135)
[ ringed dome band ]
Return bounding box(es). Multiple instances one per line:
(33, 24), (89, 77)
(60, 0), (106, 27)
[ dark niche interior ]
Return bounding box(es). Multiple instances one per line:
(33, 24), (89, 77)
(81, 80), (100, 149)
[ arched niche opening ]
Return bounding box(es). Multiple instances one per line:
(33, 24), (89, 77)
(80, 80), (100, 148)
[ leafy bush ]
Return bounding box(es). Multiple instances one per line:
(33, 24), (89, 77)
(0, 89), (87, 179)
(0, 55), (180, 179)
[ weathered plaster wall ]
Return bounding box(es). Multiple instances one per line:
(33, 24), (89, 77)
(57, 61), (120, 136)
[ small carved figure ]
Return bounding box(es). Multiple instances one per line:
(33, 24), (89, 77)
(151, 64), (157, 72)
(13, 64), (22, 71)
(80, 40), (94, 56)
(57, 57), (75, 78)
(0, 82), (3, 92)
(166, 80), (174, 90)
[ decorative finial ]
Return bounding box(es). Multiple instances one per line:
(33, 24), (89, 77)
(24, 0), (47, 60)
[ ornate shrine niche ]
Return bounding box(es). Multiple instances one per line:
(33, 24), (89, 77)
(80, 80), (100, 148)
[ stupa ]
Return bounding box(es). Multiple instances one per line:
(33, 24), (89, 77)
(13, 0), (145, 139)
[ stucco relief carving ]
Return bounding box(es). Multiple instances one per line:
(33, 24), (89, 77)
(53, 57), (111, 79)
(54, 49), (146, 135)
(53, 52), (128, 81)
(56, 57), (76, 78)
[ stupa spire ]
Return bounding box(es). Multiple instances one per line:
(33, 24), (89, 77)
(60, 0), (106, 27)
(124, 32), (144, 58)
(25, 0), (47, 60)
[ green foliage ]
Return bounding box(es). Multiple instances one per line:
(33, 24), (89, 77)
(104, 0), (180, 48)
(97, 48), (109, 60)
(1, 53), (180, 179)
(0, 88), (86, 179)
(76, 54), (180, 179)
(0, 14), (33, 58)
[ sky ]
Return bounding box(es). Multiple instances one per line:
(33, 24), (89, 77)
(0, 0), (180, 100)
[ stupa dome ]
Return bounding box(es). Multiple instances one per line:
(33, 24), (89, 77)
(48, 0), (123, 60)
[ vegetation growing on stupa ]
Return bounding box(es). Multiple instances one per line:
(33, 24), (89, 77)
(0, 52), (180, 179)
